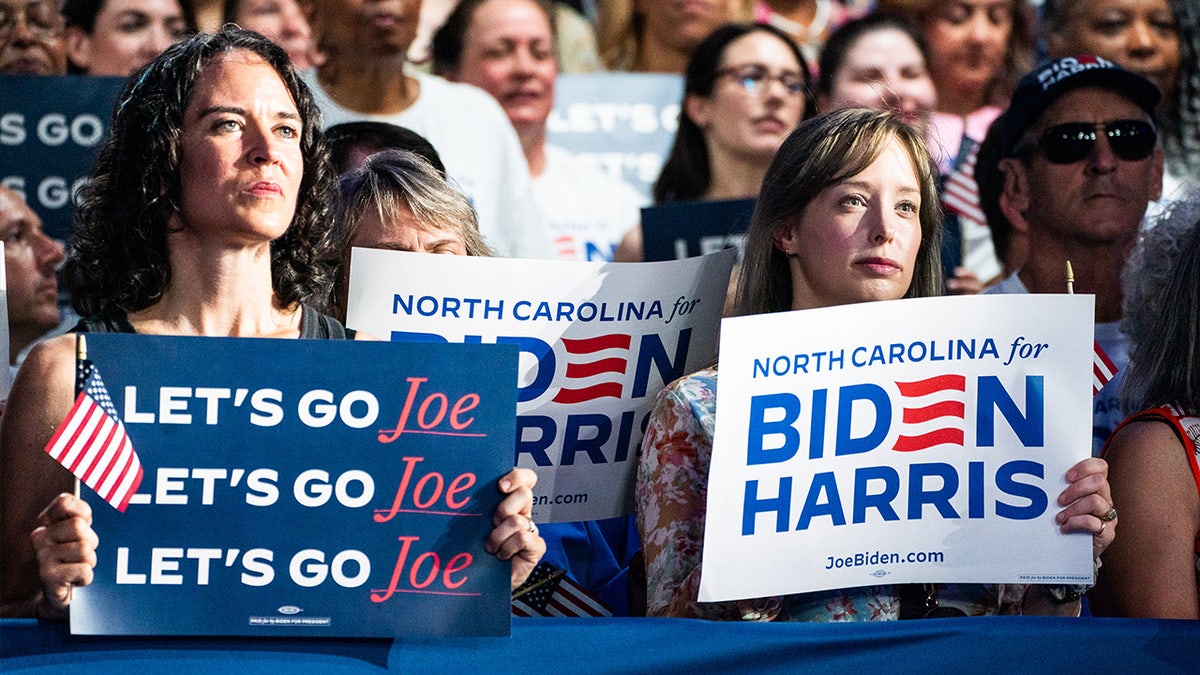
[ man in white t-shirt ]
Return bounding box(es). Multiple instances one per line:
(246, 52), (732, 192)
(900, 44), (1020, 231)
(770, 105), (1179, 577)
(301, 0), (551, 259)
(987, 56), (1164, 454)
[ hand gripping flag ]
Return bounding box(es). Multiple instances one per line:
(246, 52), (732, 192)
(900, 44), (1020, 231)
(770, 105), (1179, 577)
(44, 358), (143, 512)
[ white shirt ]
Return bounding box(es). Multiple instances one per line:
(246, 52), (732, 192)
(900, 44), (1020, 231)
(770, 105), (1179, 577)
(533, 145), (648, 261)
(302, 70), (552, 259)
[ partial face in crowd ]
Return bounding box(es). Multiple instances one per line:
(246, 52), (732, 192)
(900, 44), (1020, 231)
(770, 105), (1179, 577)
(452, 0), (556, 134)
(922, 0), (1013, 97)
(65, 0), (189, 76)
(0, 186), (64, 359)
(1049, 0), (1179, 100)
(687, 30), (807, 165)
(306, 0), (421, 59)
(0, 0), (66, 74)
(233, 0), (316, 70)
(820, 26), (937, 136)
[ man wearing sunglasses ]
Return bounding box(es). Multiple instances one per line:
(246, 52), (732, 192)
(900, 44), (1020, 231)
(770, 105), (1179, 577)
(990, 55), (1163, 458)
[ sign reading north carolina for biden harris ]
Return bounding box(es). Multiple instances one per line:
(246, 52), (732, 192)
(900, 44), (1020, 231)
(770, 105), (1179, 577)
(699, 295), (1095, 602)
(70, 334), (517, 637)
(346, 249), (735, 523)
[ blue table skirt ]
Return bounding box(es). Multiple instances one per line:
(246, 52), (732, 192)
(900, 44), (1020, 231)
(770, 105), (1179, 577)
(2, 615), (1196, 673)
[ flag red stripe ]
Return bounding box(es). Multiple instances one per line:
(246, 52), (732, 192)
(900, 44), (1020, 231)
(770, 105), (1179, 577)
(560, 334), (631, 354)
(901, 400), (965, 424)
(895, 374), (966, 397)
(564, 357), (626, 379)
(552, 382), (624, 404)
(893, 428), (965, 452)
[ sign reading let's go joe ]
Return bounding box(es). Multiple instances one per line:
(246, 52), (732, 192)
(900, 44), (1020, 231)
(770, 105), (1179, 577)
(699, 295), (1096, 602)
(0, 75), (125, 242)
(70, 334), (517, 637)
(346, 249), (736, 523)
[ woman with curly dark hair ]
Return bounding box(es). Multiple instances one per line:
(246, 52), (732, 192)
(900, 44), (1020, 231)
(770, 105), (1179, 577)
(0, 27), (547, 618)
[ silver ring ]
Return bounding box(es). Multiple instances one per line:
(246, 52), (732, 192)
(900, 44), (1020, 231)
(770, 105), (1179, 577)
(1102, 507), (1118, 522)
(528, 520), (538, 535)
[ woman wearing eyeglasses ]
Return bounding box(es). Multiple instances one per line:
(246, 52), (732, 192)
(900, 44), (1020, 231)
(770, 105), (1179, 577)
(613, 22), (812, 262)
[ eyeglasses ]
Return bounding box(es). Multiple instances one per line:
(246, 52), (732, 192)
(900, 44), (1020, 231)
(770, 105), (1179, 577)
(1028, 119), (1157, 164)
(717, 64), (807, 96)
(0, 0), (63, 43)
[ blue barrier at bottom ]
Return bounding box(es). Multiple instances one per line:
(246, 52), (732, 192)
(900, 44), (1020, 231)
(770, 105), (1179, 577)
(2, 615), (1196, 673)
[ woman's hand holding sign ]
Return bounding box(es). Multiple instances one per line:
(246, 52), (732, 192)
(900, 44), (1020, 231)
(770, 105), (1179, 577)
(488, 468), (546, 590)
(1056, 457), (1116, 559)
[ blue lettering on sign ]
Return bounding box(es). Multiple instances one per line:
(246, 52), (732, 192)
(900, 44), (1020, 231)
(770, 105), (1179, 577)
(738, 375), (1052, 534)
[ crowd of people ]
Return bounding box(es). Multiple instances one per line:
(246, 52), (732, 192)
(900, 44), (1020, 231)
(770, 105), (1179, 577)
(1, 0), (1197, 622)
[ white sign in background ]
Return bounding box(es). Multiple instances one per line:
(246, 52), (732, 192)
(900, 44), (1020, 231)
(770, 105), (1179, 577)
(699, 294), (1095, 602)
(346, 248), (736, 522)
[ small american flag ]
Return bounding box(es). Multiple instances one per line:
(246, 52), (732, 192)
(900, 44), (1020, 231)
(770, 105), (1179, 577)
(44, 360), (143, 512)
(941, 138), (986, 231)
(511, 561), (613, 617)
(1093, 341), (1118, 396)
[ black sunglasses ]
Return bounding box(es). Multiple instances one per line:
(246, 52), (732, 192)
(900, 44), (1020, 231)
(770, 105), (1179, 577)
(1030, 120), (1157, 164)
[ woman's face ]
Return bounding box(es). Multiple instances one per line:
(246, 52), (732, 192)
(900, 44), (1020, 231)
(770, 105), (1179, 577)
(65, 0), (188, 76)
(453, 0), (556, 133)
(1052, 0), (1179, 101)
(923, 0), (1013, 98)
(234, 0), (315, 70)
(351, 206), (468, 255)
(778, 136), (924, 310)
(637, 0), (734, 54)
(176, 50), (303, 244)
(688, 31), (807, 165)
(308, 0), (422, 58)
(821, 27), (937, 136)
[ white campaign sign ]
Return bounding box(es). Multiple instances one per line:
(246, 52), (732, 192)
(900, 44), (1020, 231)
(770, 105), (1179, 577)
(347, 248), (735, 522)
(699, 294), (1095, 602)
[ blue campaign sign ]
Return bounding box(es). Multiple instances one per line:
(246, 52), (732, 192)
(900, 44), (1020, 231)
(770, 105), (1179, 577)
(640, 198), (756, 262)
(0, 75), (125, 242)
(68, 334), (518, 638)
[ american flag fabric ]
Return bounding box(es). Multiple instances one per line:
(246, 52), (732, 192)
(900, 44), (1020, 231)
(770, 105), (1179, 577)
(1093, 341), (1118, 396)
(941, 138), (986, 231)
(44, 360), (144, 512)
(511, 561), (613, 617)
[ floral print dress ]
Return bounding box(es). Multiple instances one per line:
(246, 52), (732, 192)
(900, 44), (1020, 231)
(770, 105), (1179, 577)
(636, 368), (1024, 621)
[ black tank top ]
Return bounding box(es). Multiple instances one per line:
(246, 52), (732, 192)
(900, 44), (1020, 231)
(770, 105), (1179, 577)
(72, 304), (355, 339)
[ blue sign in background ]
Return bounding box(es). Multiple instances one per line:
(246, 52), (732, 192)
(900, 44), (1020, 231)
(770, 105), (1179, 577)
(0, 75), (125, 242)
(70, 334), (518, 638)
(641, 198), (756, 262)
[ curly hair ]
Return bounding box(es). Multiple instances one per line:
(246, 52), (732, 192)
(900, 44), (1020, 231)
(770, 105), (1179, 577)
(1163, 0), (1200, 179)
(1120, 190), (1200, 414)
(735, 108), (944, 317)
(65, 26), (338, 317)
